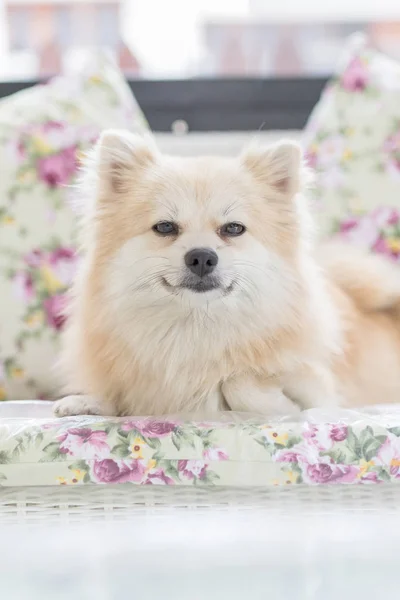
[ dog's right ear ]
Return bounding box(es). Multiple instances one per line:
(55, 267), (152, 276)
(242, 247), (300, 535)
(241, 141), (303, 199)
(95, 130), (157, 194)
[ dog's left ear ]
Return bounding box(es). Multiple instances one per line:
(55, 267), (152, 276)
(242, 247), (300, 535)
(241, 141), (303, 197)
(95, 130), (158, 194)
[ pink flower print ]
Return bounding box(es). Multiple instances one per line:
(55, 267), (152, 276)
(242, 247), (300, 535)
(386, 159), (400, 180)
(372, 235), (400, 261)
(41, 122), (80, 150)
(333, 466), (362, 483)
(384, 130), (400, 154)
(383, 130), (400, 177)
(92, 459), (145, 483)
(305, 463), (358, 484)
(145, 469), (175, 485)
(37, 145), (78, 188)
(41, 120), (64, 133)
(24, 249), (43, 268)
(275, 442), (319, 465)
(58, 428), (109, 459)
(17, 140), (26, 158)
(48, 247), (78, 287)
(329, 425), (348, 442)
(341, 56), (369, 92)
(303, 424), (318, 440)
(316, 135), (345, 168)
(302, 424), (333, 452)
(203, 447), (229, 461)
(43, 293), (68, 331)
(304, 149), (318, 169)
(34, 121), (66, 149)
(178, 460), (207, 481)
(139, 420), (177, 438)
(120, 420), (141, 433)
(388, 210), (400, 226)
(376, 437), (400, 477)
(120, 419), (178, 437)
(6, 137), (26, 164)
(339, 217), (359, 234)
(13, 272), (34, 303)
(361, 471), (380, 484)
(306, 463), (333, 483)
(372, 236), (390, 255)
(275, 450), (307, 464)
(372, 206), (400, 228)
(318, 165), (345, 190)
(337, 213), (380, 249)
(75, 125), (100, 148)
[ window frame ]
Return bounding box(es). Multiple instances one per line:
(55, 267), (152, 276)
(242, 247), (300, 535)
(0, 77), (328, 131)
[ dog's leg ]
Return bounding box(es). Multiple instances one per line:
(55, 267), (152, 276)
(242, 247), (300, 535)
(222, 374), (301, 416)
(283, 363), (340, 410)
(53, 395), (105, 417)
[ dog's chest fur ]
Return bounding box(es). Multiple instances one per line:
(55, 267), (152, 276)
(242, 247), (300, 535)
(103, 303), (303, 415)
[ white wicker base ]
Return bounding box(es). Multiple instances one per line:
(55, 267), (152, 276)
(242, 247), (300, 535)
(2, 484), (400, 599)
(2, 483), (400, 525)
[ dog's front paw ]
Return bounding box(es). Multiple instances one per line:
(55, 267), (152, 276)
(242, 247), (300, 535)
(53, 395), (103, 418)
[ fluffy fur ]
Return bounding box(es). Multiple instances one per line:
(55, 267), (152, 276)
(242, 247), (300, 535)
(54, 131), (400, 418)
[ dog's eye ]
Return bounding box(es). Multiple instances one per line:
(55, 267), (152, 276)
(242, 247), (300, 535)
(152, 221), (179, 236)
(220, 222), (246, 237)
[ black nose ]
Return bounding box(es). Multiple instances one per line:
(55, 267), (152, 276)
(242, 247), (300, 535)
(184, 248), (218, 278)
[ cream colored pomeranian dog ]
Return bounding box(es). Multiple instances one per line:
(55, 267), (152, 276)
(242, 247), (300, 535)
(54, 130), (400, 418)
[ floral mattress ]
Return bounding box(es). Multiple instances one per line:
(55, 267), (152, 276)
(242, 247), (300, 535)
(1, 403), (400, 488)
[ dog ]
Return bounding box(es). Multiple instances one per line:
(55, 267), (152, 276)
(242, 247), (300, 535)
(54, 130), (400, 418)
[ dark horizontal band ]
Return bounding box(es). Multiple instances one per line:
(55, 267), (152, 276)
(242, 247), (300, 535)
(0, 77), (329, 131)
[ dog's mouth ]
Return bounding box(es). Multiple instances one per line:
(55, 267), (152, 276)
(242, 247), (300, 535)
(161, 277), (235, 295)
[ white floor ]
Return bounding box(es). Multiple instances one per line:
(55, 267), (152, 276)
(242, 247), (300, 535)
(1, 500), (399, 599)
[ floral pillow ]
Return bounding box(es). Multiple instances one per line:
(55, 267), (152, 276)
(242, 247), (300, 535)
(303, 34), (400, 259)
(0, 55), (148, 401)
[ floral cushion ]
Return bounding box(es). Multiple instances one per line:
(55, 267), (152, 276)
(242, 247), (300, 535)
(304, 34), (400, 259)
(0, 55), (148, 401)
(0, 408), (399, 487)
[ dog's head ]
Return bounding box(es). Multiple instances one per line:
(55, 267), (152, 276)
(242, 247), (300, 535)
(87, 130), (311, 316)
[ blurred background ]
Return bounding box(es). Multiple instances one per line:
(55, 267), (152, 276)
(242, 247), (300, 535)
(0, 0), (399, 81)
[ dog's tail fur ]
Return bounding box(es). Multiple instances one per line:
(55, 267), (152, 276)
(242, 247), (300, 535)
(320, 242), (400, 313)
